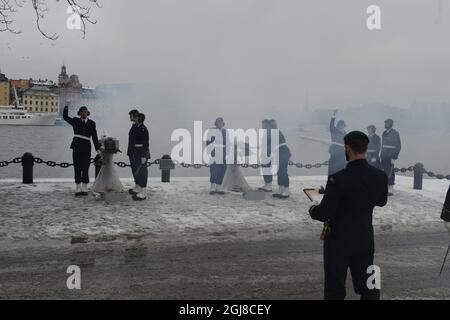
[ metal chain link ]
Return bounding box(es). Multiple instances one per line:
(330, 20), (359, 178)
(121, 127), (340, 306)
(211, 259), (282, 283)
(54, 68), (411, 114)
(33, 157), (73, 168)
(0, 157), (22, 168)
(2, 155), (450, 181)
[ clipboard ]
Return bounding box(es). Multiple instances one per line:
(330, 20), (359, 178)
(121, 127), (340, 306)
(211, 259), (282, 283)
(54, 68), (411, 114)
(303, 188), (324, 203)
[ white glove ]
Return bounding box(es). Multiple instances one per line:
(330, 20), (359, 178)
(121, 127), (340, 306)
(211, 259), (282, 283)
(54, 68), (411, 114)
(141, 157), (147, 165)
(97, 149), (102, 155)
(391, 159), (395, 165)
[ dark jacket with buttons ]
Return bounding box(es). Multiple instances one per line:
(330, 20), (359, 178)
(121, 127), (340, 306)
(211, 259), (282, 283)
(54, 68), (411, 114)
(381, 129), (401, 159)
(310, 159), (388, 254)
(133, 123), (150, 159)
(63, 106), (100, 154)
(127, 123), (138, 157)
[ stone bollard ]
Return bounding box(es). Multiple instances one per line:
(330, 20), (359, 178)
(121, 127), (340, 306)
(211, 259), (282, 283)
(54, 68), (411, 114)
(160, 154), (175, 183)
(413, 162), (424, 190)
(21, 152), (34, 184)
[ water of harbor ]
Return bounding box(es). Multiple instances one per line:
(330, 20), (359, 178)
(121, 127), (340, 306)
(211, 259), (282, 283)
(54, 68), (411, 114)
(1, 122), (449, 180)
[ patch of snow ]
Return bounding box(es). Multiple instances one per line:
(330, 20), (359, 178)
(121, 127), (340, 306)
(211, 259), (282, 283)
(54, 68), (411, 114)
(0, 176), (448, 245)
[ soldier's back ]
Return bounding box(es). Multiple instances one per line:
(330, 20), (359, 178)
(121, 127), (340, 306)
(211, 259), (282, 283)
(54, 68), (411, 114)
(328, 159), (388, 253)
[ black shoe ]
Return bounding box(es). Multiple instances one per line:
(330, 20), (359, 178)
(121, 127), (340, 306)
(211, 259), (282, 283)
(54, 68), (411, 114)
(209, 191), (217, 195)
(129, 189), (138, 195)
(273, 193), (289, 199)
(75, 192), (83, 197)
(81, 192), (89, 196)
(132, 194), (146, 201)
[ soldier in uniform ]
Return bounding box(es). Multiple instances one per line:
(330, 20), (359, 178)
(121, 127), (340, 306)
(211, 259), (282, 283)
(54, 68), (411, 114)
(309, 131), (388, 300)
(63, 105), (100, 197)
(381, 119), (402, 196)
(328, 109), (347, 176)
(366, 125), (381, 169)
(130, 113), (150, 201)
(259, 119), (274, 192)
(207, 117), (228, 195)
(127, 109), (140, 195)
(270, 120), (292, 199)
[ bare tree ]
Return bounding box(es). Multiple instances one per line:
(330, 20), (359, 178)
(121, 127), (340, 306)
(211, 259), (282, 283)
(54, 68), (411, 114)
(0, 0), (101, 40)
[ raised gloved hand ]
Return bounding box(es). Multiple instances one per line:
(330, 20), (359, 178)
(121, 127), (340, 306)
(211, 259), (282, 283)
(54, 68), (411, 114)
(141, 157), (147, 165)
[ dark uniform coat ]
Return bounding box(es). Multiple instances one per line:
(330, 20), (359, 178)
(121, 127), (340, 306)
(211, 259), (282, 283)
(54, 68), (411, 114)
(63, 107), (100, 153)
(133, 123), (150, 159)
(63, 106), (100, 185)
(207, 128), (228, 185)
(127, 123), (138, 157)
(129, 123), (150, 188)
(328, 118), (346, 176)
(381, 128), (401, 186)
(381, 129), (401, 160)
(367, 133), (381, 168)
(309, 159), (388, 300)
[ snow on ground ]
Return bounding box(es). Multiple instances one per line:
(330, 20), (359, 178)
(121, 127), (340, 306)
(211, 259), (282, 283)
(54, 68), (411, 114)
(0, 176), (448, 246)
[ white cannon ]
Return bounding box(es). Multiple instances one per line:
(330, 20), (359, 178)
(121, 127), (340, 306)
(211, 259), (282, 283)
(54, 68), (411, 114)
(92, 133), (126, 203)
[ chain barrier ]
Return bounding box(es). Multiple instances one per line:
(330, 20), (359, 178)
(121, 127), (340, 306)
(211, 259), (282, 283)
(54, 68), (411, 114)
(393, 166), (414, 174)
(33, 157), (73, 168)
(2, 155), (450, 181)
(424, 170), (450, 181)
(0, 157), (22, 168)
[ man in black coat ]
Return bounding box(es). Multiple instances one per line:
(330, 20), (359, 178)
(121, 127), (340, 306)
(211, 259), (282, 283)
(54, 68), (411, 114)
(63, 105), (100, 196)
(381, 119), (402, 196)
(127, 109), (140, 195)
(309, 131), (388, 300)
(367, 125), (381, 169)
(130, 113), (150, 201)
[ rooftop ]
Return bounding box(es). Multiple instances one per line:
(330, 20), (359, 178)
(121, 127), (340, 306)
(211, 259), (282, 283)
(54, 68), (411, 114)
(0, 73), (8, 82)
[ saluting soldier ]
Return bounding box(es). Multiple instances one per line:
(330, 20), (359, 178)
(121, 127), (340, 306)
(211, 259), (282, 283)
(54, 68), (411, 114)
(127, 109), (140, 195)
(63, 105), (100, 197)
(381, 119), (402, 196)
(328, 109), (347, 176)
(130, 113), (150, 201)
(366, 125), (381, 169)
(309, 131), (388, 300)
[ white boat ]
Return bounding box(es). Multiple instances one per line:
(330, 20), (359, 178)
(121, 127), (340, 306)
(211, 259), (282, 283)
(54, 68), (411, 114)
(0, 106), (57, 126)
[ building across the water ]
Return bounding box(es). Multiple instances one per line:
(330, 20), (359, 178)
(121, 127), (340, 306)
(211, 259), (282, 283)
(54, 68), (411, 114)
(0, 72), (10, 106)
(3, 65), (103, 119)
(22, 85), (59, 114)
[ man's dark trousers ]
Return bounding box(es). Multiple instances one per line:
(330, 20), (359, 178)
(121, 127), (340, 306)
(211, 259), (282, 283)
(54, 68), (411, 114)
(73, 150), (91, 184)
(130, 154), (148, 188)
(324, 241), (380, 300)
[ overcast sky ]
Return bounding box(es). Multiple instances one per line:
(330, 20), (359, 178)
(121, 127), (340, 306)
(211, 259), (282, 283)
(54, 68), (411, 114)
(0, 0), (449, 112)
